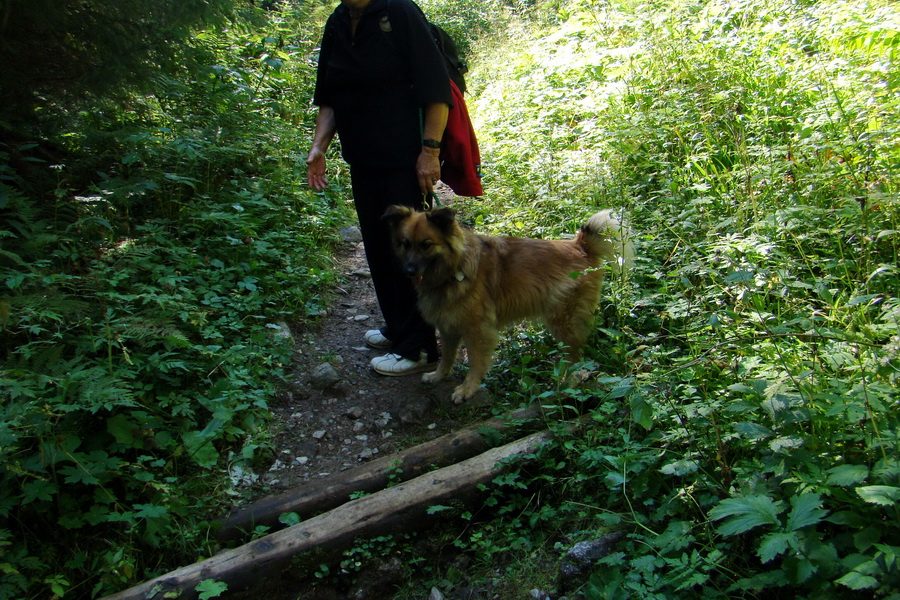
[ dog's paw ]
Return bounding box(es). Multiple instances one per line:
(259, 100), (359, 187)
(451, 386), (468, 404)
(451, 384), (479, 404)
(451, 384), (492, 406)
(422, 371), (443, 384)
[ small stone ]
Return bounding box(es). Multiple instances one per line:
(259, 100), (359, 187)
(353, 314), (371, 322)
(310, 362), (340, 389)
(346, 406), (365, 420)
(312, 430), (327, 440)
(340, 225), (363, 243)
(559, 532), (625, 591)
(358, 448), (378, 460)
(266, 321), (294, 344)
(296, 441), (318, 458)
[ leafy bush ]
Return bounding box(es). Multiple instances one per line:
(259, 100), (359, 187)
(415, 0), (900, 598)
(0, 2), (351, 598)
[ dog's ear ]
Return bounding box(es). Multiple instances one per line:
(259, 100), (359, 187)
(382, 205), (413, 228)
(426, 207), (457, 232)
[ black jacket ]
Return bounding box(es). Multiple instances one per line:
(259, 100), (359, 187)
(313, 0), (453, 168)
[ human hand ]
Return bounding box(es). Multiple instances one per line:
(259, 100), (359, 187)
(306, 146), (329, 190)
(416, 147), (441, 195)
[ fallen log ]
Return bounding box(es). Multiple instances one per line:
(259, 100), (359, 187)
(216, 403), (544, 541)
(101, 429), (555, 600)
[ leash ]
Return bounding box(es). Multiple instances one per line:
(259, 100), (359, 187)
(425, 190), (442, 209)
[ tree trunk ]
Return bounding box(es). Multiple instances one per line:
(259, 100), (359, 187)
(101, 430), (555, 600)
(216, 403), (544, 541)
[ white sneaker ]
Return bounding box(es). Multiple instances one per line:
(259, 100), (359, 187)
(370, 352), (436, 376)
(364, 329), (392, 349)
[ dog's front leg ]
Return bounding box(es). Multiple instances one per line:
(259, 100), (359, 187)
(451, 328), (498, 404)
(422, 329), (461, 384)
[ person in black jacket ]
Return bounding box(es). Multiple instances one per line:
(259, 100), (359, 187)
(307, 0), (452, 376)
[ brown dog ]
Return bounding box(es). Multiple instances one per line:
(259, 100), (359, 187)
(383, 206), (632, 403)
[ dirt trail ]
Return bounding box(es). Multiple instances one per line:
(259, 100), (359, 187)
(262, 204), (481, 497)
(228, 192), (499, 599)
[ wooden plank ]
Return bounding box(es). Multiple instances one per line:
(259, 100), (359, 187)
(216, 403), (544, 541)
(101, 430), (554, 600)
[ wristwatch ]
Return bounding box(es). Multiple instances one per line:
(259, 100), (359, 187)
(422, 138), (442, 149)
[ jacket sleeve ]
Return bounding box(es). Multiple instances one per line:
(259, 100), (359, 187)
(392, 0), (453, 108)
(312, 15), (336, 107)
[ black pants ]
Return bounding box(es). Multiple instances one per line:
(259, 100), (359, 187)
(350, 165), (438, 362)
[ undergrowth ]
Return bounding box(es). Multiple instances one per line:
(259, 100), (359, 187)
(2, 0), (898, 599)
(0, 3), (352, 598)
(399, 0), (900, 598)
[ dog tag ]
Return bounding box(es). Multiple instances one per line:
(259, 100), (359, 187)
(455, 271), (465, 281)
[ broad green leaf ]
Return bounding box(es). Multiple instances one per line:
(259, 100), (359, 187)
(856, 485), (900, 506)
(660, 459), (699, 476)
(847, 294), (881, 306)
(20, 480), (58, 504)
(725, 270), (754, 283)
(826, 464), (868, 487)
(107, 414), (137, 445)
(59, 464), (99, 486)
(734, 421), (773, 440)
(606, 379), (634, 399)
(836, 570), (878, 590)
(727, 383), (757, 395)
(183, 431), (219, 469)
(196, 578), (228, 599)
(785, 493), (828, 532)
(786, 555), (818, 583)
(827, 510), (866, 527)
(629, 393), (654, 430)
(769, 436), (804, 453)
(134, 504), (168, 519)
(758, 531), (797, 563)
(709, 495), (786, 536)
(278, 512), (301, 526)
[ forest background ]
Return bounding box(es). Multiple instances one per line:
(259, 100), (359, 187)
(1, 0), (898, 598)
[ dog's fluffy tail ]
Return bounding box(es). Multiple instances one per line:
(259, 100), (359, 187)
(578, 210), (634, 269)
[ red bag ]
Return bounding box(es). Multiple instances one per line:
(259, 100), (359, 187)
(440, 80), (483, 197)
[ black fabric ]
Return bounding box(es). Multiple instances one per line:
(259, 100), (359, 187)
(350, 165), (438, 362)
(314, 0), (452, 168)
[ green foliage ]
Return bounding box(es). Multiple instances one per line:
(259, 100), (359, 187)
(196, 578), (229, 599)
(0, 0), (236, 122)
(401, 0), (900, 598)
(3, 0), (899, 598)
(0, 2), (350, 598)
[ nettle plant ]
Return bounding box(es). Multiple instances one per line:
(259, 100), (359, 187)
(0, 3), (350, 598)
(458, 0), (899, 598)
